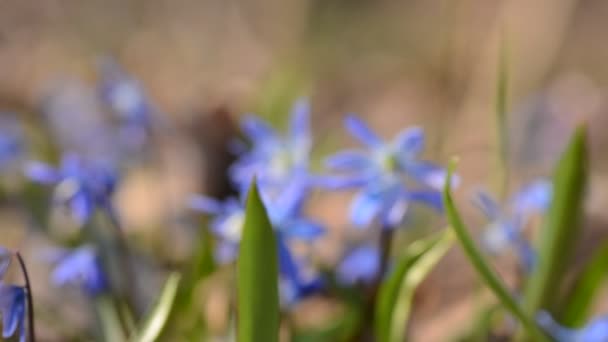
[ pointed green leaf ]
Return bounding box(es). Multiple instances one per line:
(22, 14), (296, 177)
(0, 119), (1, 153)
(237, 180), (279, 342)
(560, 241), (608, 326)
(133, 273), (181, 342)
(443, 160), (549, 341)
(375, 230), (453, 342)
(523, 126), (587, 317)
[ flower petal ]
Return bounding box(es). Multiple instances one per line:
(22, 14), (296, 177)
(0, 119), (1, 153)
(407, 161), (457, 190)
(281, 219), (325, 241)
(240, 115), (277, 142)
(345, 116), (383, 147)
(511, 179), (552, 215)
(393, 126), (424, 158)
(337, 245), (380, 285)
(289, 98), (310, 143)
(325, 150), (372, 171)
(24, 161), (60, 184)
(189, 195), (223, 214)
(472, 191), (501, 220)
(408, 190), (443, 212)
(349, 191), (383, 228)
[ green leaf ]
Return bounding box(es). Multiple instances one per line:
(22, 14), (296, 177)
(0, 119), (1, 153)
(133, 273), (181, 342)
(443, 160), (549, 341)
(560, 241), (608, 326)
(523, 126), (588, 318)
(237, 180), (280, 342)
(375, 230), (453, 342)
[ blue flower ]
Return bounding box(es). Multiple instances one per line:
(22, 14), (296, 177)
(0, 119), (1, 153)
(473, 180), (552, 270)
(25, 153), (119, 225)
(0, 248), (27, 342)
(323, 116), (452, 229)
(190, 181), (325, 305)
(49, 246), (107, 296)
(337, 245), (380, 285)
(98, 57), (155, 151)
(538, 311), (608, 342)
(230, 99), (312, 193)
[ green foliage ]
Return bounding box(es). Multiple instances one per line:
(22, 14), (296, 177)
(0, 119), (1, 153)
(523, 126), (588, 319)
(560, 241), (608, 326)
(237, 180), (280, 342)
(132, 273), (181, 342)
(375, 229), (453, 342)
(443, 160), (549, 341)
(293, 301), (362, 342)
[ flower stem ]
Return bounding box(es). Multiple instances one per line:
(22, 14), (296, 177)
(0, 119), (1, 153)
(16, 252), (36, 342)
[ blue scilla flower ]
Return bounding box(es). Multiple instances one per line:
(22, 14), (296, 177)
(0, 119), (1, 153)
(0, 248), (27, 342)
(98, 57), (155, 150)
(538, 311), (608, 342)
(189, 179), (323, 256)
(336, 245), (380, 285)
(473, 180), (552, 270)
(49, 246), (107, 296)
(324, 116), (452, 229)
(229, 99), (312, 193)
(25, 153), (118, 225)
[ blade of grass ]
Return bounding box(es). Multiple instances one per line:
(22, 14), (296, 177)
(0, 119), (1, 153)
(560, 241), (608, 326)
(495, 32), (510, 199)
(523, 126), (587, 318)
(237, 179), (279, 342)
(443, 160), (549, 341)
(375, 230), (453, 342)
(132, 273), (181, 342)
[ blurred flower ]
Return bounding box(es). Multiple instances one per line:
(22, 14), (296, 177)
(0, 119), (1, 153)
(49, 246), (107, 296)
(190, 181), (324, 305)
(337, 245), (380, 285)
(98, 57), (155, 151)
(473, 180), (552, 270)
(538, 311), (608, 342)
(230, 99), (312, 194)
(323, 116), (452, 229)
(25, 153), (119, 225)
(0, 115), (25, 172)
(0, 248), (27, 342)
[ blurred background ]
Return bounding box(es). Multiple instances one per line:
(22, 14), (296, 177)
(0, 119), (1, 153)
(1, 0), (608, 340)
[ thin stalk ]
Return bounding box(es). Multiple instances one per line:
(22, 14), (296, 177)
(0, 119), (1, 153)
(16, 252), (36, 342)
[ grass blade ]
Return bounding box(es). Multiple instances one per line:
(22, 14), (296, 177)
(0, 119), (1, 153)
(523, 126), (587, 318)
(443, 160), (549, 341)
(560, 241), (608, 326)
(495, 32), (510, 198)
(237, 180), (280, 342)
(133, 273), (181, 342)
(375, 230), (453, 342)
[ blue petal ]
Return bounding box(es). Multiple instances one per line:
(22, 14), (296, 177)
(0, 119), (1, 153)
(473, 191), (501, 220)
(580, 316), (608, 342)
(349, 191), (383, 228)
(189, 195), (223, 214)
(277, 238), (299, 286)
(344, 116), (383, 147)
(536, 311), (578, 342)
(240, 115), (277, 142)
(0, 285), (24, 338)
(406, 161), (455, 190)
(281, 220), (325, 241)
(289, 98), (310, 143)
(214, 241), (239, 264)
(511, 179), (552, 215)
(314, 174), (371, 190)
(24, 161), (60, 184)
(325, 150), (372, 171)
(393, 126), (424, 158)
(383, 199), (408, 228)
(408, 190), (444, 212)
(70, 192), (93, 225)
(337, 245), (380, 285)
